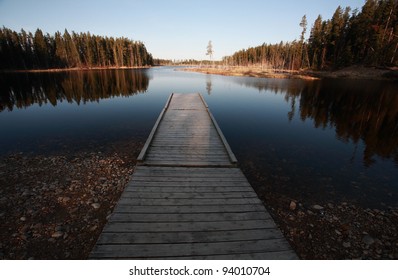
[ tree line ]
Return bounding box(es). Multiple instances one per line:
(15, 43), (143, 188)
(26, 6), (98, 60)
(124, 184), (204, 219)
(0, 27), (153, 70)
(223, 0), (398, 70)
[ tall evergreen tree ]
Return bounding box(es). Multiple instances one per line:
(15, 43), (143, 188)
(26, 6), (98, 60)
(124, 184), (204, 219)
(299, 15), (310, 68)
(54, 31), (67, 67)
(34, 29), (49, 68)
(63, 29), (80, 67)
(309, 15), (324, 69)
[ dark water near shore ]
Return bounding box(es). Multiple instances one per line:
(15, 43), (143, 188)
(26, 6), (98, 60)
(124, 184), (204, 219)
(1, 67), (397, 208)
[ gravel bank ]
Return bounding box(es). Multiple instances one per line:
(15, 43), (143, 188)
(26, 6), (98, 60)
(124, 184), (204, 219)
(0, 141), (143, 259)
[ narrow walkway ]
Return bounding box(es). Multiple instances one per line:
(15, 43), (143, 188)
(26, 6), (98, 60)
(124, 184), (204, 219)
(90, 93), (297, 259)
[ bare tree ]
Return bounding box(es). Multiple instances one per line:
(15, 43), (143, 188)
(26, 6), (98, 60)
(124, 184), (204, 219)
(206, 40), (214, 62)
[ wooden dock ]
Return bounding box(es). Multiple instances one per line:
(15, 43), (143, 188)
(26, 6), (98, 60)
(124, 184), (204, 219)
(90, 93), (297, 259)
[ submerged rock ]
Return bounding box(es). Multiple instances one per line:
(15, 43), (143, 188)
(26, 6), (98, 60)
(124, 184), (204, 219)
(51, 231), (64, 238)
(362, 235), (375, 246)
(312, 205), (324, 211)
(343, 242), (351, 248)
(91, 203), (101, 209)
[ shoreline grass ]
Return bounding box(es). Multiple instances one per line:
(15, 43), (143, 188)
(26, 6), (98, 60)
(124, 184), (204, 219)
(179, 65), (398, 81)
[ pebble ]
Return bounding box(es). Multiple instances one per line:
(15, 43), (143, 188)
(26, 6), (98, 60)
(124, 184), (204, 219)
(51, 231), (64, 238)
(20, 216), (26, 222)
(289, 201), (297, 211)
(343, 242), (351, 248)
(91, 203), (101, 209)
(58, 196), (71, 203)
(312, 205), (324, 210)
(362, 235), (375, 246)
(55, 225), (65, 232)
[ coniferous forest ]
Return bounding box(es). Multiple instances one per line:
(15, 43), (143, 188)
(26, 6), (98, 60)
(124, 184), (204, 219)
(0, 28), (153, 70)
(223, 0), (398, 70)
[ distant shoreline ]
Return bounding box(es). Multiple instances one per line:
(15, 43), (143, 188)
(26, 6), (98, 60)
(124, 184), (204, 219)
(3, 65), (397, 80)
(179, 65), (398, 81)
(0, 65), (152, 73)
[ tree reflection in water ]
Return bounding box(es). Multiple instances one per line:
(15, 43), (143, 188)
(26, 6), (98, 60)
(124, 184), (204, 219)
(0, 69), (150, 112)
(234, 77), (398, 167)
(299, 80), (398, 167)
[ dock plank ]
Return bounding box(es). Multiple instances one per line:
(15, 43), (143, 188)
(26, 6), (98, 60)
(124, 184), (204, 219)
(103, 220), (278, 233)
(113, 204), (266, 214)
(109, 212), (271, 222)
(117, 198), (262, 206)
(91, 239), (292, 259)
(119, 192), (258, 199)
(123, 187), (253, 193)
(96, 229), (282, 244)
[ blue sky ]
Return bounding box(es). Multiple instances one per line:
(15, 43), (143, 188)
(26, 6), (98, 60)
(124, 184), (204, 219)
(0, 0), (365, 60)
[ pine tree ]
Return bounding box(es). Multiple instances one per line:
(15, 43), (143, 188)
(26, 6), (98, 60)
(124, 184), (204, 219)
(34, 28), (49, 68)
(63, 29), (81, 67)
(355, 0), (377, 63)
(21, 29), (34, 68)
(309, 15), (323, 69)
(85, 32), (94, 67)
(299, 15), (310, 68)
(328, 6), (344, 66)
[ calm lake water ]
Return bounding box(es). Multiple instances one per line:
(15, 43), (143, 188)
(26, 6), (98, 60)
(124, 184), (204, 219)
(1, 67), (397, 208)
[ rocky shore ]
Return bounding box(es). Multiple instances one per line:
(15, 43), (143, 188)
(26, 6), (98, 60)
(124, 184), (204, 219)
(0, 141), (143, 259)
(1, 141), (397, 259)
(261, 194), (398, 259)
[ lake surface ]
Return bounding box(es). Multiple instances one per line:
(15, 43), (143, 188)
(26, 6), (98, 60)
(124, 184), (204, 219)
(1, 67), (397, 208)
